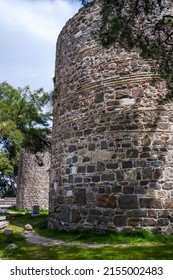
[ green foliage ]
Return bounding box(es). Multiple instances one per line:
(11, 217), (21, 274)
(1, 212), (173, 259)
(0, 82), (52, 194)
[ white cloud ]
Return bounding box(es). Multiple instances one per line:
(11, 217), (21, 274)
(0, 0), (81, 90)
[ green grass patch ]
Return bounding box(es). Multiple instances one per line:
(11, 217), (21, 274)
(1, 241), (173, 260)
(36, 223), (173, 245)
(1, 211), (173, 259)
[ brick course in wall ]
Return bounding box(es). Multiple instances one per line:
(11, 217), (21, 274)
(48, 1), (173, 233)
(16, 152), (50, 210)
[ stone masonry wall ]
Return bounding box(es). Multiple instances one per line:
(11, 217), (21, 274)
(16, 152), (50, 210)
(49, 1), (173, 233)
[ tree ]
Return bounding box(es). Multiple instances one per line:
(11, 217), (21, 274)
(0, 82), (52, 196)
(80, 0), (173, 99)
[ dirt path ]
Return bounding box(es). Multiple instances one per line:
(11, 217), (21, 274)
(22, 231), (109, 247)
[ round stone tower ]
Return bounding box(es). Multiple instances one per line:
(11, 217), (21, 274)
(16, 152), (50, 210)
(49, 1), (173, 233)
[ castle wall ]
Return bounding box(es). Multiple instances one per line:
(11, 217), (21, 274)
(16, 152), (50, 210)
(49, 1), (173, 233)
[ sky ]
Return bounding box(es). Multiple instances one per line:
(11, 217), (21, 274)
(0, 0), (81, 92)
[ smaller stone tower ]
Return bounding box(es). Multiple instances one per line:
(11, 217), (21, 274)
(16, 152), (50, 210)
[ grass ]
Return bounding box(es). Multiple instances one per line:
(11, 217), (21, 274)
(1, 210), (173, 260)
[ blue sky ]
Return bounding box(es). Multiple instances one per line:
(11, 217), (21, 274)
(0, 0), (81, 92)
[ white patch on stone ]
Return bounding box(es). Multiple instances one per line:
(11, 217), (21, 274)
(54, 182), (58, 191)
(98, 150), (112, 161)
(74, 31), (82, 39)
(122, 98), (135, 106)
(71, 166), (77, 174)
(67, 190), (73, 197)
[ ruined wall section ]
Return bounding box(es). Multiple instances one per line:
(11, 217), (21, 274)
(16, 152), (50, 210)
(49, 1), (173, 233)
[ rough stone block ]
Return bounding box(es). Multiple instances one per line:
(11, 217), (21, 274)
(148, 209), (158, 218)
(128, 218), (141, 227)
(123, 186), (134, 194)
(140, 198), (162, 209)
(98, 216), (108, 226)
(157, 218), (169, 226)
(0, 221), (9, 229)
(101, 173), (114, 182)
(142, 168), (153, 180)
(69, 145), (77, 153)
(114, 215), (127, 227)
(71, 208), (82, 223)
(96, 194), (117, 209)
(101, 141), (108, 150)
(143, 219), (156, 226)
(74, 189), (86, 206)
(116, 170), (124, 182)
(126, 209), (147, 218)
(126, 149), (139, 158)
(87, 166), (95, 173)
(88, 143), (95, 151)
(77, 166), (86, 173)
(86, 215), (98, 224)
(74, 177), (83, 183)
(122, 161), (133, 169)
(61, 205), (70, 222)
(106, 163), (118, 169)
(94, 92), (104, 103)
(89, 209), (102, 216)
(112, 185), (121, 193)
(163, 199), (173, 209)
(97, 162), (105, 171)
(118, 195), (138, 209)
(92, 175), (100, 182)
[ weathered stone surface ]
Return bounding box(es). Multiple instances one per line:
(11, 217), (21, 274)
(74, 189), (86, 206)
(114, 215), (127, 227)
(48, 0), (173, 233)
(118, 195), (138, 209)
(0, 216), (6, 221)
(24, 224), (33, 231)
(96, 195), (117, 209)
(128, 218), (141, 227)
(140, 198), (162, 209)
(164, 227), (173, 235)
(61, 205), (70, 222)
(142, 135), (151, 146)
(0, 221), (9, 229)
(163, 199), (173, 209)
(143, 219), (156, 226)
(16, 152), (50, 210)
(101, 173), (114, 182)
(71, 208), (82, 223)
(157, 218), (169, 226)
(126, 210), (147, 218)
(126, 149), (138, 158)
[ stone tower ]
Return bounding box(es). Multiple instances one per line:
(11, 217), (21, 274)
(49, 1), (173, 233)
(16, 152), (50, 210)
